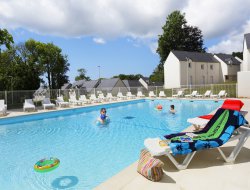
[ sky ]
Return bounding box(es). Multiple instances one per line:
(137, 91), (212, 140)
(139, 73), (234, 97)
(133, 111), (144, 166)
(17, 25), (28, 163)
(0, 0), (250, 83)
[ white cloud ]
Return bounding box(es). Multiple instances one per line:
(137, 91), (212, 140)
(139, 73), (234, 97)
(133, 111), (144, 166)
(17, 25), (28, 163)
(93, 37), (106, 44)
(0, 0), (250, 53)
(0, 0), (183, 39)
(184, 0), (250, 39)
(208, 20), (250, 53)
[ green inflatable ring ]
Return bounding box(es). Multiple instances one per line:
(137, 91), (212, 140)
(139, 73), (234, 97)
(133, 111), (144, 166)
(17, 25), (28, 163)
(34, 157), (60, 173)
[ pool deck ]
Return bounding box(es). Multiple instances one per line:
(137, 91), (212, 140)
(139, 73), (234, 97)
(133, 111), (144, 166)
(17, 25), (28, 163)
(95, 98), (250, 190)
(1, 98), (250, 190)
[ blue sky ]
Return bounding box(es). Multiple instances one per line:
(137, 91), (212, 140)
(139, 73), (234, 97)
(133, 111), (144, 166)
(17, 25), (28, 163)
(11, 28), (159, 82)
(1, 0), (250, 83)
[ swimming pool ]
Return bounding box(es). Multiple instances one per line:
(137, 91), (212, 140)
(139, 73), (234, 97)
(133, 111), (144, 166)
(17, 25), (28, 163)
(0, 99), (221, 189)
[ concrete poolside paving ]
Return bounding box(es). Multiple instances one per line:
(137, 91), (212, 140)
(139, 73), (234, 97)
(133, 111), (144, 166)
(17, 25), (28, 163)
(95, 99), (250, 190)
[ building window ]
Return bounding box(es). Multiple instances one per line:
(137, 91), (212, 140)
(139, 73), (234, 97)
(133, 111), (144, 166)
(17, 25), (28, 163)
(188, 62), (191, 68)
(225, 75), (229, 80)
(201, 64), (204, 70)
(210, 65), (213, 70)
(210, 76), (214, 84)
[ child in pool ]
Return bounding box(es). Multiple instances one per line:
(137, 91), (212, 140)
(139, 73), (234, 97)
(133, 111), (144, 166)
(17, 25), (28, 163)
(98, 108), (108, 124)
(169, 105), (176, 114)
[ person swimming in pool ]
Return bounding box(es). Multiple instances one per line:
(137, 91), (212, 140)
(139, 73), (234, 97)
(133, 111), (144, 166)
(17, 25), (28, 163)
(98, 108), (109, 124)
(169, 104), (176, 114)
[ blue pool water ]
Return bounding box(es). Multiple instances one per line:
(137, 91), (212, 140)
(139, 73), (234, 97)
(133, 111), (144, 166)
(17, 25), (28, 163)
(0, 99), (221, 189)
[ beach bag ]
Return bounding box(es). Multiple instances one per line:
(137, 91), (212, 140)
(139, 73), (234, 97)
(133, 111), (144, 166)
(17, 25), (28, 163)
(137, 149), (164, 182)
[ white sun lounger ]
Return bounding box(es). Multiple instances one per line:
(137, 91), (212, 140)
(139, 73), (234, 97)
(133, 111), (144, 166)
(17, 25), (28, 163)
(145, 125), (250, 170)
(0, 99), (7, 116)
(42, 98), (55, 110)
(196, 90), (211, 98)
(56, 96), (69, 107)
(149, 91), (156, 98)
(187, 110), (248, 131)
(23, 99), (36, 111)
(90, 94), (102, 103)
(137, 91), (145, 98)
(210, 90), (227, 98)
(107, 93), (117, 101)
(172, 90), (183, 98)
(159, 91), (166, 98)
(79, 95), (91, 104)
(127, 92), (136, 99)
(98, 93), (108, 101)
(185, 91), (197, 98)
(117, 92), (127, 100)
(69, 95), (82, 106)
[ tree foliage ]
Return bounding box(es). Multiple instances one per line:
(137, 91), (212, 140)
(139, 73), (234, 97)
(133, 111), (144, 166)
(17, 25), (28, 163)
(0, 28), (14, 53)
(232, 52), (243, 60)
(150, 11), (206, 82)
(112, 74), (143, 80)
(0, 30), (70, 90)
(75, 68), (91, 81)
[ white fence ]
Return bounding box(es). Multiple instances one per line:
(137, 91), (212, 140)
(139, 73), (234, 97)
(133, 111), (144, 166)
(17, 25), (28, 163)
(0, 83), (237, 109)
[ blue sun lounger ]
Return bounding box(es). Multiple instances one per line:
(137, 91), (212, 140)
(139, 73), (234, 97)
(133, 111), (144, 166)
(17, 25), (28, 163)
(144, 108), (250, 170)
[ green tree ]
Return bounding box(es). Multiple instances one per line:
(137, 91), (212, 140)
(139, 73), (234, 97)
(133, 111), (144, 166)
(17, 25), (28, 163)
(232, 52), (243, 60)
(0, 40), (43, 90)
(0, 28), (14, 53)
(150, 11), (205, 82)
(112, 74), (143, 80)
(37, 42), (70, 89)
(75, 68), (91, 81)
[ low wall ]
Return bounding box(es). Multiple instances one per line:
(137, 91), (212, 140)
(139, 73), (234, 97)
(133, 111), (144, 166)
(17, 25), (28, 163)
(237, 71), (250, 98)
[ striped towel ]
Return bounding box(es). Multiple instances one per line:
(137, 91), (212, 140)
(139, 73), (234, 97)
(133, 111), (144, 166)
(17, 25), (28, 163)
(137, 149), (164, 182)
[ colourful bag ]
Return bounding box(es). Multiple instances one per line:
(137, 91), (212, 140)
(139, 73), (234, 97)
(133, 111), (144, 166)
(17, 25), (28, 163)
(137, 149), (164, 182)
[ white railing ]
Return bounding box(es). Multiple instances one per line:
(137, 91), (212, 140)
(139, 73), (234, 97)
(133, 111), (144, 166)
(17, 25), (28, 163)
(0, 83), (237, 109)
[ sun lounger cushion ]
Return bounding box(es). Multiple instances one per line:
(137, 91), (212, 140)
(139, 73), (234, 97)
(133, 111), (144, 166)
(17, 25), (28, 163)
(164, 108), (248, 155)
(221, 99), (244, 111)
(199, 114), (213, 120)
(137, 149), (164, 182)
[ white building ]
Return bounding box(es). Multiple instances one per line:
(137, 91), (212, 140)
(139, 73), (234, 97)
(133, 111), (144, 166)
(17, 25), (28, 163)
(164, 50), (223, 88)
(238, 33), (250, 98)
(214, 54), (241, 82)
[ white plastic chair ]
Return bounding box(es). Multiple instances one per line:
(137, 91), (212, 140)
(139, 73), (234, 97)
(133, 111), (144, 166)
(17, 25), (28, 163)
(117, 92), (127, 100)
(79, 95), (91, 104)
(159, 91), (166, 98)
(137, 91), (145, 98)
(56, 96), (69, 107)
(149, 91), (156, 98)
(69, 95), (82, 105)
(126, 92), (136, 99)
(98, 93), (107, 101)
(90, 94), (101, 103)
(185, 91), (197, 98)
(196, 90), (211, 98)
(23, 99), (36, 111)
(42, 98), (55, 110)
(0, 100), (7, 115)
(211, 90), (227, 98)
(107, 93), (117, 101)
(172, 91), (183, 97)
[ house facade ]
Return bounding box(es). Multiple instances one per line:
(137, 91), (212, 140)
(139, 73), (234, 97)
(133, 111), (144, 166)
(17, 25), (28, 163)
(238, 33), (250, 98)
(214, 54), (241, 82)
(164, 50), (223, 88)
